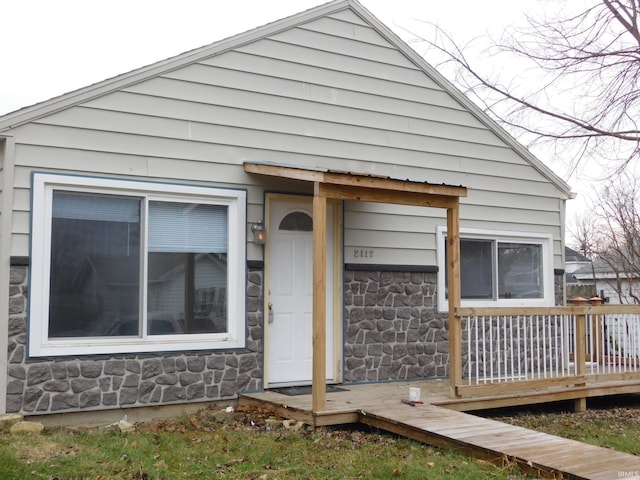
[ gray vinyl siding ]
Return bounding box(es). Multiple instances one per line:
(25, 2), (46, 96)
(5, 8), (568, 268)
(0, 141), (4, 246)
(0, 144), (4, 211)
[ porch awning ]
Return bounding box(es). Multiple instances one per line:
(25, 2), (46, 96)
(243, 161), (467, 206)
(244, 160), (466, 413)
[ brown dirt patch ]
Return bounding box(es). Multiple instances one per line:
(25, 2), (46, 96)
(14, 441), (80, 463)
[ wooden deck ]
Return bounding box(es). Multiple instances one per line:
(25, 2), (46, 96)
(240, 380), (640, 479)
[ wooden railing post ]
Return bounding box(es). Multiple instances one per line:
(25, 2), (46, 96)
(590, 297), (603, 364)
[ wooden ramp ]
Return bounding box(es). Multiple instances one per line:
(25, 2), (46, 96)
(361, 403), (640, 480)
(240, 380), (640, 479)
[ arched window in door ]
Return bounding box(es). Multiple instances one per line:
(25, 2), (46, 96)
(279, 211), (313, 231)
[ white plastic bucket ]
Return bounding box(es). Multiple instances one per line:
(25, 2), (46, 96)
(409, 387), (421, 402)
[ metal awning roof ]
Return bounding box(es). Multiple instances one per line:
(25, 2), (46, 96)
(243, 161), (467, 207)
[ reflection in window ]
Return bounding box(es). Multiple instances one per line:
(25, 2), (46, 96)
(147, 201), (228, 334)
(279, 211), (313, 231)
(445, 237), (544, 301)
(47, 193), (229, 338)
(460, 239), (493, 299)
(498, 243), (542, 299)
(49, 192), (141, 338)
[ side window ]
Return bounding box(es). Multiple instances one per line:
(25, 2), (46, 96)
(438, 227), (553, 309)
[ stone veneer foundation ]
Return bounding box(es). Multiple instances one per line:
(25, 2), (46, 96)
(5, 265), (264, 415)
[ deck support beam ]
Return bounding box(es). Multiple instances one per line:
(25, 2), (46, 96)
(312, 185), (328, 413)
(447, 202), (462, 397)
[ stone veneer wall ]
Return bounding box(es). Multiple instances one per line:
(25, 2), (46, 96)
(5, 265), (263, 415)
(343, 269), (450, 383)
(555, 270), (565, 306)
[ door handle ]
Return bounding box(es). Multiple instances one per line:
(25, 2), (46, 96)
(268, 302), (274, 324)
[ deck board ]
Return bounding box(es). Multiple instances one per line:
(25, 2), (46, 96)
(240, 379), (640, 479)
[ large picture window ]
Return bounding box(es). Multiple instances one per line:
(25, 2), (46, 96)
(437, 227), (553, 310)
(30, 174), (247, 356)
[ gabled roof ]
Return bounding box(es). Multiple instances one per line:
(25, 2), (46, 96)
(0, 0), (573, 199)
(565, 246), (591, 264)
(574, 255), (640, 279)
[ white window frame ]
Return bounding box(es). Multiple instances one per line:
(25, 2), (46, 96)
(436, 226), (555, 312)
(29, 173), (247, 356)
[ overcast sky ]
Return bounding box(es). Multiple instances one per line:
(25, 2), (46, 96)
(1, 0), (553, 116)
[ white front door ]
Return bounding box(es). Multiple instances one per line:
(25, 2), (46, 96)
(266, 196), (335, 385)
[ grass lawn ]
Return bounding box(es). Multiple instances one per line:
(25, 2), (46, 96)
(0, 404), (530, 480)
(4, 396), (640, 480)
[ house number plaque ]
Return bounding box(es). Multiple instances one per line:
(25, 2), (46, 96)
(353, 248), (374, 259)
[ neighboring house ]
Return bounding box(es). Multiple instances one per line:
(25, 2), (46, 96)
(0, 0), (573, 416)
(565, 246), (592, 277)
(565, 246), (596, 300)
(570, 251), (640, 358)
(573, 257), (640, 304)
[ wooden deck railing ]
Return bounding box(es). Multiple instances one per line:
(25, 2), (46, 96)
(453, 305), (640, 399)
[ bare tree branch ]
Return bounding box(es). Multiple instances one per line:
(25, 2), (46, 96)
(413, 0), (640, 174)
